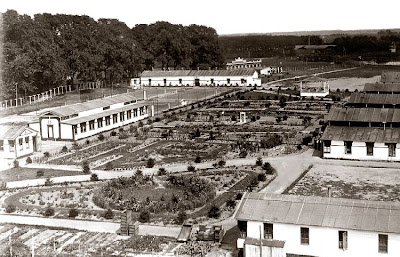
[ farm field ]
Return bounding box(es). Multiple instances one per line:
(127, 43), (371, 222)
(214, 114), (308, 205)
(288, 163), (400, 201)
(0, 224), (180, 256)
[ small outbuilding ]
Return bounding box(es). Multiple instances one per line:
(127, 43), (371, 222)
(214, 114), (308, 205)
(0, 125), (41, 159)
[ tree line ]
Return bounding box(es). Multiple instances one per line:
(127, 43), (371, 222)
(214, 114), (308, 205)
(1, 10), (224, 99)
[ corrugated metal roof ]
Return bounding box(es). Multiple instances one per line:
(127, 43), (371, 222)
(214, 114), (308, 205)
(235, 192), (400, 234)
(327, 107), (400, 123)
(348, 93), (400, 105)
(141, 69), (256, 78)
(0, 125), (37, 140)
(320, 126), (400, 143)
(364, 83), (400, 92)
(382, 72), (400, 83)
(62, 102), (147, 125)
(41, 93), (137, 117)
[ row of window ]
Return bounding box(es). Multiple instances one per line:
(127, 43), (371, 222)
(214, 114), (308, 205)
(323, 140), (397, 157)
(73, 108), (146, 134)
(148, 78), (248, 86)
(0, 137), (30, 152)
(263, 223), (388, 253)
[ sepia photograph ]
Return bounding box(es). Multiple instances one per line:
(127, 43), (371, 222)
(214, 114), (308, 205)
(0, 0), (399, 256)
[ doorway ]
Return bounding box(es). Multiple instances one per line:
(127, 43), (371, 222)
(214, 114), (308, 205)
(48, 125), (54, 139)
(194, 79), (200, 87)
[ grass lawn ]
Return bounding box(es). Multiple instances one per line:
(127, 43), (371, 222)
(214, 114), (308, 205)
(0, 168), (82, 182)
(319, 65), (400, 79)
(288, 163), (400, 201)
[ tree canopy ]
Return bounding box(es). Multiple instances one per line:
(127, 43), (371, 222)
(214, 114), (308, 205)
(1, 10), (224, 100)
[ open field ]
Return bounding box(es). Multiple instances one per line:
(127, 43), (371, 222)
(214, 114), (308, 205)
(319, 65), (400, 79)
(288, 163), (400, 201)
(0, 168), (82, 182)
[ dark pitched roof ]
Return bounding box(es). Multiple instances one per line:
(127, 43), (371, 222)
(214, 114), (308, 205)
(327, 107), (400, 123)
(295, 45), (336, 50)
(348, 93), (400, 105)
(382, 72), (400, 83)
(141, 69), (257, 78)
(321, 126), (400, 143)
(364, 83), (400, 92)
(235, 192), (400, 234)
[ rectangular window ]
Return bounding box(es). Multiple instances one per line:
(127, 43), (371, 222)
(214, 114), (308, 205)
(339, 231), (348, 250)
(105, 116), (111, 126)
(163, 79), (167, 86)
(80, 122), (87, 133)
(227, 78), (231, 84)
(120, 112), (125, 122)
(366, 142), (374, 156)
(301, 227), (309, 245)
(113, 114), (118, 123)
(379, 234), (388, 253)
(241, 78), (247, 84)
(25, 137), (29, 149)
(179, 78), (182, 84)
(387, 143), (396, 157)
(127, 110), (132, 120)
(133, 109), (138, 117)
(264, 223), (273, 239)
(0, 140), (3, 151)
(73, 125), (78, 135)
(148, 79), (151, 86)
(344, 141), (352, 154)
(19, 138), (23, 150)
(97, 118), (103, 128)
(211, 78), (214, 84)
(103, 106), (110, 110)
(323, 140), (331, 153)
(89, 120), (95, 130)
(9, 140), (15, 152)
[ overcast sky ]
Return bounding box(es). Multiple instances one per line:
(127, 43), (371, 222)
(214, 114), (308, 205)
(1, 0), (400, 35)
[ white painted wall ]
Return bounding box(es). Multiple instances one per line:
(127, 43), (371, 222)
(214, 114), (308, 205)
(40, 117), (60, 139)
(245, 244), (285, 257)
(324, 140), (400, 161)
(245, 221), (400, 257)
(60, 124), (73, 140)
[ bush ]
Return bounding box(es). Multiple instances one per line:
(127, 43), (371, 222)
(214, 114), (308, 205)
(5, 204), (16, 213)
(218, 160), (226, 167)
(104, 162), (113, 171)
(82, 161), (90, 174)
(43, 152), (50, 158)
(44, 207), (55, 216)
(258, 173), (266, 182)
(302, 136), (313, 145)
(175, 210), (187, 224)
(68, 208), (79, 218)
(157, 167), (167, 176)
(208, 205), (220, 219)
(146, 158), (155, 168)
(36, 170), (44, 177)
(139, 210), (151, 223)
(44, 178), (53, 186)
(255, 157), (263, 166)
(13, 160), (19, 168)
(239, 149), (247, 158)
(98, 133), (105, 141)
(104, 209), (114, 219)
(187, 165), (196, 172)
(226, 199), (236, 209)
(90, 173), (99, 181)
(136, 170), (143, 177)
(236, 192), (243, 200)
(262, 162), (275, 175)
(194, 156), (201, 163)
(24, 157), (33, 166)
(61, 145), (68, 153)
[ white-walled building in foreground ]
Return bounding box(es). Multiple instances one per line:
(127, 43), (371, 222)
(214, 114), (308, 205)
(0, 125), (41, 159)
(236, 192), (400, 257)
(29, 93), (152, 141)
(134, 69), (261, 87)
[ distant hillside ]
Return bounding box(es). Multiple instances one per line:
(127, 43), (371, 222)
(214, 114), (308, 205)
(220, 28), (400, 37)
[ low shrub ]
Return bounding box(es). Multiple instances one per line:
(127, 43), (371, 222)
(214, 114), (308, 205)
(104, 209), (114, 219)
(61, 146), (68, 153)
(44, 178), (53, 186)
(26, 157), (32, 164)
(187, 165), (196, 172)
(82, 161), (90, 174)
(36, 170), (44, 177)
(208, 205), (220, 219)
(13, 160), (19, 168)
(146, 158), (155, 168)
(194, 156), (201, 163)
(68, 208), (79, 218)
(226, 199), (236, 209)
(43, 152), (50, 158)
(90, 173), (99, 181)
(44, 207), (55, 216)
(105, 162), (113, 170)
(157, 167), (167, 176)
(5, 204), (16, 213)
(175, 210), (187, 224)
(139, 210), (151, 223)
(258, 173), (266, 182)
